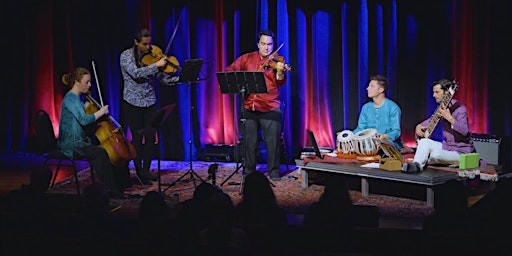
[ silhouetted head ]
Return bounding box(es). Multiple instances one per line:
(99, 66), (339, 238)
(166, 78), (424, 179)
(242, 171), (277, 207)
(82, 182), (110, 209)
(28, 166), (53, 193)
(138, 191), (168, 220)
(193, 181), (222, 203)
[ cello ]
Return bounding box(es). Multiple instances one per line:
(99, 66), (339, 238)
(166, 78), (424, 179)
(84, 61), (137, 167)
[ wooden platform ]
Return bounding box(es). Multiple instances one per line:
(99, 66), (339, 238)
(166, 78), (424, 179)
(296, 157), (460, 207)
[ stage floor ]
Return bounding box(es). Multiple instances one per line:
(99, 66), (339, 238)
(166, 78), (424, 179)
(0, 151), (499, 231)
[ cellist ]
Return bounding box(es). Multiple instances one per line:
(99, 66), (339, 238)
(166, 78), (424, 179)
(58, 67), (127, 199)
(120, 28), (181, 184)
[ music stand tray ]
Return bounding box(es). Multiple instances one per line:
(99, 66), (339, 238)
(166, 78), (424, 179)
(216, 71), (268, 187)
(216, 71), (268, 94)
(179, 59), (203, 83)
(152, 104), (175, 128)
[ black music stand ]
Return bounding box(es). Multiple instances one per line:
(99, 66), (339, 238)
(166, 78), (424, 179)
(179, 58), (204, 83)
(136, 104), (175, 192)
(162, 59), (204, 193)
(216, 71), (268, 189)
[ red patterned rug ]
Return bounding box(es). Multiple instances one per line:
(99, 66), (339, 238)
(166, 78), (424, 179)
(49, 161), (434, 218)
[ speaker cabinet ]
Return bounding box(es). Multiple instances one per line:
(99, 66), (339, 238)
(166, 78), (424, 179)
(471, 133), (500, 165)
(199, 144), (235, 162)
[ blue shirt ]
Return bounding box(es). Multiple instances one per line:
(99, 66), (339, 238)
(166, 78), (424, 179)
(353, 98), (402, 151)
(57, 92), (96, 159)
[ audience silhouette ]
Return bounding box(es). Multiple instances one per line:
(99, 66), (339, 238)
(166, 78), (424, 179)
(302, 173), (354, 252)
(467, 177), (512, 254)
(1, 166), (54, 238)
(1, 165), (53, 211)
(136, 190), (176, 254)
(174, 181), (223, 255)
(303, 174), (353, 228)
(197, 190), (251, 255)
(234, 171), (287, 255)
(4, 162), (505, 255)
(234, 171), (287, 227)
(77, 182), (131, 253)
(423, 179), (469, 233)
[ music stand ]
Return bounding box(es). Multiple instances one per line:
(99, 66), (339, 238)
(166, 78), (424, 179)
(162, 59), (204, 193)
(134, 103), (175, 195)
(179, 59), (204, 83)
(216, 71), (268, 189)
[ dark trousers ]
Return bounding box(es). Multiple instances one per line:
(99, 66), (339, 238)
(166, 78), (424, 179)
(78, 144), (119, 192)
(87, 132), (132, 189)
(243, 108), (282, 179)
(123, 101), (157, 175)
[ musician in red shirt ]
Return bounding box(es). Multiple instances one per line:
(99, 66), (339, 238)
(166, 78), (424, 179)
(225, 29), (287, 181)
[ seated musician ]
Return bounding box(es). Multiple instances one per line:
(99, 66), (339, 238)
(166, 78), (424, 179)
(404, 78), (475, 173)
(352, 74), (403, 152)
(58, 67), (127, 199)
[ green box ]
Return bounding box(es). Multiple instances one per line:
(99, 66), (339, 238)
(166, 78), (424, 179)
(459, 153), (479, 169)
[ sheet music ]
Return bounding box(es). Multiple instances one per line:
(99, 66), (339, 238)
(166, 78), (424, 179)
(361, 162), (380, 168)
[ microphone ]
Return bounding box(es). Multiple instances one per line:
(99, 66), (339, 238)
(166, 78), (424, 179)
(207, 163), (219, 185)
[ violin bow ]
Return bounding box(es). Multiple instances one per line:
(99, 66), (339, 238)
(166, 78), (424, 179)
(260, 42), (285, 70)
(165, 14), (182, 56)
(90, 61), (123, 129)
(270, 42), (285, 59)
(91, 61), (104, 107)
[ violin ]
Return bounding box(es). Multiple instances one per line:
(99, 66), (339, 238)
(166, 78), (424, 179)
(260, 42), (292, 72)
(262, 54), (292, 72)
(141, 45), (181, 74)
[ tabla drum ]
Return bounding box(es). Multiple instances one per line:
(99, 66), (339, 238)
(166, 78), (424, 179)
(336, 130), (357, 159)
(336, 130), (355, 155)
(352, 128), (381, 161)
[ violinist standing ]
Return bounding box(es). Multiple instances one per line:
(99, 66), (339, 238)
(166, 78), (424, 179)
(58, 67), (126, 199)
(120, 28), (180, 184)
(225, 29), (287, 182)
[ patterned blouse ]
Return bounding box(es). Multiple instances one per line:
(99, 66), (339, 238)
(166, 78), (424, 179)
(120, 47), (160, 107)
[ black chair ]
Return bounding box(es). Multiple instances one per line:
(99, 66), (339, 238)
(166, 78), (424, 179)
(34, 109), (94, 195)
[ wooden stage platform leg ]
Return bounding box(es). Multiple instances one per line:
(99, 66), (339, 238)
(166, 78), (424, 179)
(426, 187), (434, 207)
(361, 177), (369, 197)
(300, 167), (308, 188)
